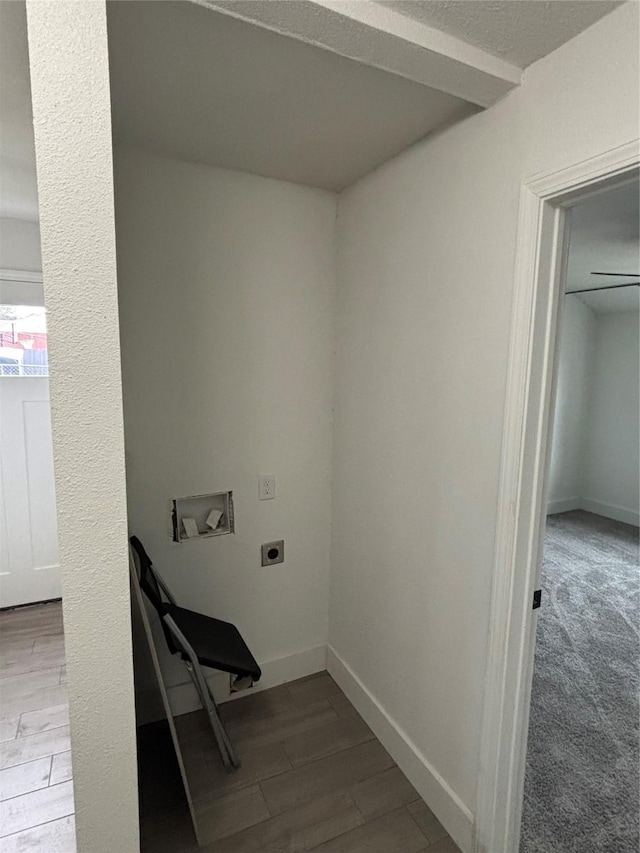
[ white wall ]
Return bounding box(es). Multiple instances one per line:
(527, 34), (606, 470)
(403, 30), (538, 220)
(114, 147), (337, 717)
(548, 302), (639, 526)
(0, 217), (41, 271)
(0, 218), (44, 305)
(547, 296), (596, 513)
(583, 311), (640, 525)
(26, 3), (139, 851)
(330, 4), (639, 850)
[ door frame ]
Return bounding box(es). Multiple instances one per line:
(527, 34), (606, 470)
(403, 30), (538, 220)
(474, 138), (640, 853)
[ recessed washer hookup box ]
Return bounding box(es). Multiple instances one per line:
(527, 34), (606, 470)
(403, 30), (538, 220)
(172, 491), (234, 542)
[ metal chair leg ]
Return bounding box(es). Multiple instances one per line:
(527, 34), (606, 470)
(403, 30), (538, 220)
(163, 614), (240, 771)
(185, 662), (238, 770)
(204, 680), (240, 768)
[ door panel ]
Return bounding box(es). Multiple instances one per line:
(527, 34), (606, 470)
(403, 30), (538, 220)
(0, 378), (60, 607)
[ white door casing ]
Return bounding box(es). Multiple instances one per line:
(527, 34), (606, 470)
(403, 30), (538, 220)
(0, 377), (60, 607)
(474, 139), (640, 853)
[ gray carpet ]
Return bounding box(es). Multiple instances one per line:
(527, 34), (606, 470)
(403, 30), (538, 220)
(520, 510), (639, 853)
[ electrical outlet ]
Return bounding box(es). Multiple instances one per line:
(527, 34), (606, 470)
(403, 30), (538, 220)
(261, 540), (284, 566)
(259, 474), (276, 500)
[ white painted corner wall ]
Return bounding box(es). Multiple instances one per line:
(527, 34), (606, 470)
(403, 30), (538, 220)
(113, 147), (337, 723)
(582, 310), (639, 525)
(547, 296), (596, 514)
(549, 301), (639, 526)
(25, 2), (139, 852)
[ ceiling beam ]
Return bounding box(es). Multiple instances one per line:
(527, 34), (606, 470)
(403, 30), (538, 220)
(197, 0), (521, 108)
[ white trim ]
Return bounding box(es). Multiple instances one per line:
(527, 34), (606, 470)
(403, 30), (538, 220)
(327, 646), (474, 853)
(475, 138), (640, 853)
(168, 644), (327, 718)
(580, 498), (639, 528)
(0, 269), (43, 284)
(546, 498), (580, 515)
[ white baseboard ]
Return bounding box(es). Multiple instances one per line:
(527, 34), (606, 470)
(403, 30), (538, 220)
(580, 498), (639, 527)
(168, 644), (327, 718)
(327, 646), (474, 853)
(547, 497), (580, 515)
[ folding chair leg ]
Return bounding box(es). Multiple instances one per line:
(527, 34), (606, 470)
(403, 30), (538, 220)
(163, 613), (241, 771)
(186, 661), (240, 771)
(204, 681), (239, 766)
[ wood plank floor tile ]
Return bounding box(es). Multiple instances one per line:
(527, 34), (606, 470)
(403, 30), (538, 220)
(140, 805), (199, 853)
(0, 683), (68, 720)
(0, 780), (74, 837)
(328, 693), (357, 719)
(0, 649), (66, 680)
(260, 739), (394, 816)
(283, 714), (374, 767)
(288, 674), (341, 709)
(0, 814), (76, 853)
(0, 613), (62, 635)
(17, 703), (69, 738)
(172, 709), (211, 743)
(0, 603), (75, 845)
(407, 799), (449, 845)
(422, 836), (461, 853)
(50, 751), (73, 786)
(31, 636), (65, 655)
(308, 806), (428, 853)
(185, 737), (291, 803)
(0, 621), (54, 637)
(0, 627), (63, 648)
(0, 756), (52, 801)
(349, 767), (420, 819)
(227, 700), (339, 749)
(0, 725), (71, 770)
(0, 717), (19, 743)
(0, 641), (37, 665)
(0, 667), (62, 697)
(219, 685), (296, 726)
(0, 602), (61, 623)
(208, 790), (364, 853)
(195, 784), (270, 845)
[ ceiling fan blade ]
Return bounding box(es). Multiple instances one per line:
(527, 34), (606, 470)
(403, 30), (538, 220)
(568, 281), (640, 294)
(590, 271), (639, 276)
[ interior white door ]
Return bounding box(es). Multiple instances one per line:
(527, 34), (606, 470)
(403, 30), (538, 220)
(0, 377), (60, 607)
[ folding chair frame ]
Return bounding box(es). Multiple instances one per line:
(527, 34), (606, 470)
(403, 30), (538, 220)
(130, 545), (241, 772)
(162, 613), (240, 771)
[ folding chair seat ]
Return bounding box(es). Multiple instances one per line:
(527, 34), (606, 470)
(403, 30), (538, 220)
(165, 605), (261, 682)
(129, 535), (261, 771)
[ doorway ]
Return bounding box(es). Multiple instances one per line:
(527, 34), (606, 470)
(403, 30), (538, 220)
(476, 144), (640, 853)
(0, 298), (60, 609)
(520, 181), (639, 851)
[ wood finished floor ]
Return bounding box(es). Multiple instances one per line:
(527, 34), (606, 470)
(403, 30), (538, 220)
(139, 674), (461, 853)
(0, 601), (75, 852)
(0, 602), (461, 852)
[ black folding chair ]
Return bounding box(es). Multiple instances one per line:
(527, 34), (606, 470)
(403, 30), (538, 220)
(129, 535), (261, 771)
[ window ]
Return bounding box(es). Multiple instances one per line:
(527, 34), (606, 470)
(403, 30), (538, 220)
(0, 305), (49, 376)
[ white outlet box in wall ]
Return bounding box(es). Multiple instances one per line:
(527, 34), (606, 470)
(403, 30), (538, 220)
(259, 474), (276, 500)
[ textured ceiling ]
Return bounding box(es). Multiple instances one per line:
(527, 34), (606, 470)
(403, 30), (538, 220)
(0, 1), (39, 221)
(376, 1), (622, 67)
(566, 180), (639, 314)
(107, 1), (477, 192)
